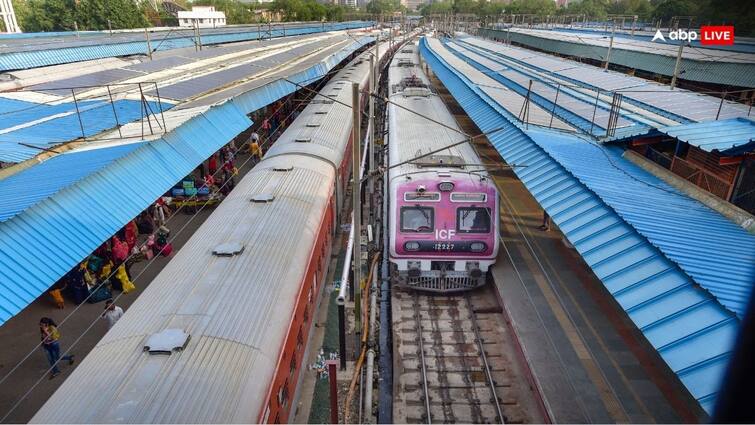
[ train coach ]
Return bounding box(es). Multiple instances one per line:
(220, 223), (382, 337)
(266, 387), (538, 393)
(266, 40), (392, 216)
(31, 39), (392, 424)
(387, 42), (500, 292)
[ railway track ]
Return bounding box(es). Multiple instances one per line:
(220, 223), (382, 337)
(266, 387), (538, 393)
(393, 283), (546, 424)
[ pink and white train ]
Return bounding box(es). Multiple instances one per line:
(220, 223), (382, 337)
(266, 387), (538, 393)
(387, 42), (499, 292)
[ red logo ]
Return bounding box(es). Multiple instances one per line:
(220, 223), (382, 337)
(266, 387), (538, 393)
(700, 26), (735, 45)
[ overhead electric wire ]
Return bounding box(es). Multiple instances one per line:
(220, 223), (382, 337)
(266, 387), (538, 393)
(0, 33), (376, 392)
(0, 72), (330, 421)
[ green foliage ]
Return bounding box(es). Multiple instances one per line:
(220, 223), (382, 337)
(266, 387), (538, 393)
(325, 4), (346, 21)
(270, 0), (332, 22)
(76, 0), (150, 30)
(419, 1), (452, 16)
(607, 0), (653, 18)
(12, 0), (149, 31)
(365, 0), (401, 15)
(507, 0), (557, 15)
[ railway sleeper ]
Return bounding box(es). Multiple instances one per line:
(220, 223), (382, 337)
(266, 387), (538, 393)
(401, 370), (514, 388)
(401, 355), (486, 370)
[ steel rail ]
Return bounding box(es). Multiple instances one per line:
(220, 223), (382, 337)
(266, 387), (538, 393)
(413, 293), (433, 424)
(466, 293), (505, 424)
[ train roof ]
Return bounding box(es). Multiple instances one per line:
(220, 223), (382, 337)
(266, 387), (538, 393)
(265, 41), (392, 169)
(387, 43), (485, 181)
(31, 154), (335, 423)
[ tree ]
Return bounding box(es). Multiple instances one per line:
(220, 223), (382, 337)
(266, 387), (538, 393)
(271, 0), (328, 22)
(324, 4), (345, 21)
(651, 0), (698, 21)
(563, 0), (610, 19)
(20, 0), (76, 31)
(607, 0), (654, 18)
(419, 1), (452, 16)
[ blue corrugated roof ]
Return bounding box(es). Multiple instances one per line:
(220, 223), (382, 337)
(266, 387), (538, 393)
(0, 22), (371, 71)
(0, 102), (251, 326)
(0, 37), (369, 326)
(0, 143), (144, 222)
(0, 99), (170, 163)
(527, 129), (755, 317)
(421, 36), (751, 413)
(658, 118), (755, 155)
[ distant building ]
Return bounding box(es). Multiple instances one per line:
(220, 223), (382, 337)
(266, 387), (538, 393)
(341, 0), (357, 8)
(178, 6), (227, 28)
(556, 0), (569, 6)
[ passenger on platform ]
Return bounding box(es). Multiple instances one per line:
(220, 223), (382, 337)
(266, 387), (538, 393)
(204, 173), (217, 192)
(153, 198), (171, 228)
(39, 317), (74, 379)
(222, 159), (236, 192)
(261, 119), (271, 138)
(136, 210), (155, 235)
(539, 211), (550, 231)
(208, 154), (218, 176)
(248, 132), (263, 163)
(101, 299), (124, 330)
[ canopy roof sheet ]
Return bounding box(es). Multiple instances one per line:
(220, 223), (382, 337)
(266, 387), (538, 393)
(421, 36), (755, 413)
(0, 35), (373, 327)
(659, 117), (755, 155)
(0, 22), (371, 71)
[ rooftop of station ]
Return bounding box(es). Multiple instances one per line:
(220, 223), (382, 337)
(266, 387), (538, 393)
(478, 26), (755, 87)
(0, 21), (371, 71)
(0, 31), (372, 164)
(0, 26), (379, 325)
(421, 35), (755, 414)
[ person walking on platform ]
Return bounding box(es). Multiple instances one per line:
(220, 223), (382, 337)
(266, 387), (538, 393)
(101, 299), (124, 330)
(248, 132), (263, 163)
(539, 210), (551, 231)
(39, 317), (74, 379)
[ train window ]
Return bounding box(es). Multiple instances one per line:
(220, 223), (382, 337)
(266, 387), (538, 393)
(400, 207), (434, 233)
(457, 208), (491, 233)
(290, 356), (297, 381)
(450, 193), (487, 203)
(278, 382), (289, 408)
(404, 192), (440, 202)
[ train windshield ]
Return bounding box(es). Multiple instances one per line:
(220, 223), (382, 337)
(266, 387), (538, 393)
(401, 207), (434, 233)
(457, 207), (491, 233)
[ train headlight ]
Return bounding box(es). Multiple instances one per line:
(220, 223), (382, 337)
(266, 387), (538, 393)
(438, 181), (454, 192)
(404, 241), (420, 251)
(470, 242), (486, 252)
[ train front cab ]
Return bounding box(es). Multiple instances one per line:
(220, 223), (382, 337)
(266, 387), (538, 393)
(390, 175), (499, 292)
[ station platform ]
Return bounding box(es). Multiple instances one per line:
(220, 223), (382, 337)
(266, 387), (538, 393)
(436, 77), (708, 422)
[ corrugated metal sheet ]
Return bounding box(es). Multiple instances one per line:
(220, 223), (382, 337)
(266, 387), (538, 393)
(0, 22), (372, 71)
(31, 153), (334, 423)
(0, 99), (170, 162)
(266, 39), (386, 168)
(0, 36), (369, 325)
(421, 36), (752, 413)
(229, 36), (373, 113)
(478, 28), (755, 87)
(658, 117), (755, 155)
(464, 35), (751, 124)
(0, 142), (144, 222)
(0, 101), (251, 326)
(445, 40), (630, 133)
